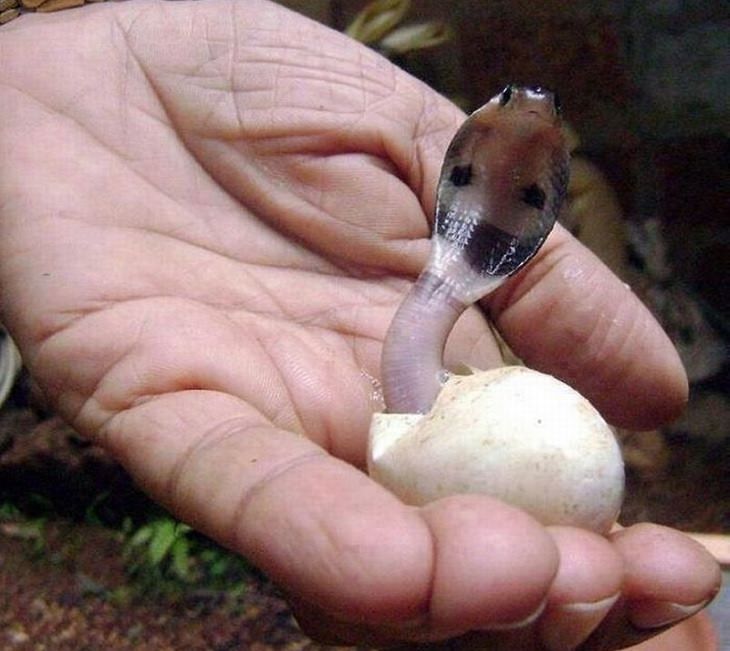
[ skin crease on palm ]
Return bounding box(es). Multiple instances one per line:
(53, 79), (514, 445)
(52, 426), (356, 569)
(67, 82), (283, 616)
(0, 1), (721, 650)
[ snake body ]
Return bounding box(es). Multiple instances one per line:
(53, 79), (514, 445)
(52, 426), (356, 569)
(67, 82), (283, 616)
(382, 85), (570, 414)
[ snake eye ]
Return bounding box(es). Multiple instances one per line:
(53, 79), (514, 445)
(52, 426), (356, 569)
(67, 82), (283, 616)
(498, 85), (513, 106)
(449, 164), (473, 187)
(521, 184), (547, 210)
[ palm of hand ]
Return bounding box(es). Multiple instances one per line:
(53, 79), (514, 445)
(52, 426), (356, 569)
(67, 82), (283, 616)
(3, 0), (477, 452)
(0, 2), (719, 649)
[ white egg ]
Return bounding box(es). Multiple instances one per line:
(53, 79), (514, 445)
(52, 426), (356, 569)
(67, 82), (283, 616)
(368, 366), (624, 534)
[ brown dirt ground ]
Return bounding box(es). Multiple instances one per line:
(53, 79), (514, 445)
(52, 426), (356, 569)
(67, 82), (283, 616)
(0, 520), (322, 651)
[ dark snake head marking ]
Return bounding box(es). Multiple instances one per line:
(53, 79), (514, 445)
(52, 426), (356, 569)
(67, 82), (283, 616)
(521, 184), (547, 210)
(449, 164), (473, 187)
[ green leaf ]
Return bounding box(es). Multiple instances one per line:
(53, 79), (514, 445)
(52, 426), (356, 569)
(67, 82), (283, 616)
(171, 537), (191, 581)
(147, 519), (178, 565)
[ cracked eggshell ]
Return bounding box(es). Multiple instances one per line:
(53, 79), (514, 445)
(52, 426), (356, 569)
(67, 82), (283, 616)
(368, 366), (624, 534)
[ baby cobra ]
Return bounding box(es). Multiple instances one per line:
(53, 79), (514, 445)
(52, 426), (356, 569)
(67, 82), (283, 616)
(382, 85), (570, 414)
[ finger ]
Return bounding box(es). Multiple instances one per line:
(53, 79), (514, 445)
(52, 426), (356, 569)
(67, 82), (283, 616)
(538, 527), (623, 651)
(293, 496), (561, 647)
(428, 528), (622, 651)
(101, 392), (559, 640)
(420, 495), (558, 632)
(288, 596), (405, 647)
(581, 523), (721, 650)
(484, 225), (688, 430)
(613, 523), (721, 629)
(294, 525), (628, 651)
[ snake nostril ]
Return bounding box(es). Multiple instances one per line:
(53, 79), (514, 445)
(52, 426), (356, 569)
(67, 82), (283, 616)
(498, 85), (513, 106)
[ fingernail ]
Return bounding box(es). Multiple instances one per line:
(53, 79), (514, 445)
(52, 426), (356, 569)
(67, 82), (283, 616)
(629, 599), (709, 629)
(483, 598), (547, 631)
(540, 594), (620, 651)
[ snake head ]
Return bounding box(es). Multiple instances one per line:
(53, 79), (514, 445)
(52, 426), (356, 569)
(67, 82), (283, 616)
(429, 85), (569, 303)
(381, 86), (570, 414)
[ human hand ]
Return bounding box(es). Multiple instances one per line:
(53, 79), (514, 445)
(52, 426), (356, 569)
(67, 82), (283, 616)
(0, 1), (720, 649)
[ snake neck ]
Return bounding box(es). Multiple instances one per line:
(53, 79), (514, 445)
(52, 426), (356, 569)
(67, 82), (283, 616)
(381, 272), (467, 414)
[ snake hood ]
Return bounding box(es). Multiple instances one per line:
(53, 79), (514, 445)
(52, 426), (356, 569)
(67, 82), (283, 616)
(430, 84), (569, 304)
